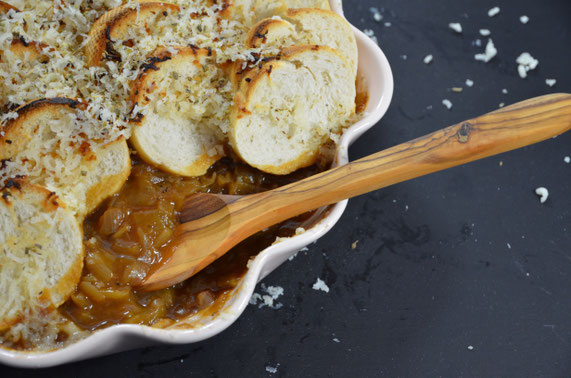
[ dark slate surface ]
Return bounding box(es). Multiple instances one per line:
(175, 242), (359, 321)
(3, 0), (570, 376)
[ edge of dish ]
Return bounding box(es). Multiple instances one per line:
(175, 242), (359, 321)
(0, 1), (393, 368)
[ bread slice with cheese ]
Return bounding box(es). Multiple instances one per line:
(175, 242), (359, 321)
(0, 180), (84, 331)
(223, 0), (330, 25)
(130, 46), (228, 177)
(0, 98), (131, 218)
(84, 2), (180, 67)
(230, 45), (355, 175)
(246, 8), (358, 78)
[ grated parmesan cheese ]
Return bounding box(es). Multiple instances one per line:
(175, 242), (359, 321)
(474, 39), (497, 63)
(363, 29), (378, 45)
(479, 29), (491, 36)
(488, 7), (500, 17)
(516, 52), (539, 79)
(312, 278), (329, 293)
(266, 365), (279, 374)
(423, 54), (433, 64)
(520, 15), (529, 24)
(465, 79), (474, 87)
(545, 79), (557, 87)
(250, 284), (284, 309)
(448, 23), (462, 33)
(370, 7), (382, 22)
(442, 99), (453, 110)
(535, 187), (549, 203)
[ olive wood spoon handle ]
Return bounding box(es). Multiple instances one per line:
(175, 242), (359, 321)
(140, 93), (571, 291)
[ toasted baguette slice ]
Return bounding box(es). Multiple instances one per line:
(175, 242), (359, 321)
(230, 45), (355, 175)
(0, 180), (84, 331)
(84, 2), (180, 67)
(0, 98), (131, 218)
(246, 8), (357, 77)
(223, 0), (330, 25)
(130, 46), (227, 177)
(0, 1), (18, 13)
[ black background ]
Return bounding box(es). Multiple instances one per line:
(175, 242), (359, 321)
(3, 0), (571, 376)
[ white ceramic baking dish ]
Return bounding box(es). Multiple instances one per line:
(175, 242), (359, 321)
(0, 0), (393, 368)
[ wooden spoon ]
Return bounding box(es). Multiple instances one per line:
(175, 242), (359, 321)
(139, 93), (571, 291)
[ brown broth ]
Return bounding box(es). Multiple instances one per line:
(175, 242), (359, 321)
(59, 155), (330, 331)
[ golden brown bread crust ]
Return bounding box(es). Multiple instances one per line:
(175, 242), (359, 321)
(245, 18), (290, 48)
(0, 1), (18, 13)
(84, 2), (181, 67)
(286, 7), (335, 18)
(0, 178), (61, 210)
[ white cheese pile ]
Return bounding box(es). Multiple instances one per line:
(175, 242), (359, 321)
(474, 39), (497, 63)
(370, 7), (383, 22)
(545, 79), (557, 87)
(516, 52), (539, 79)
(265, 365), (279, 374)
(363, 29), (378, 45)
(312, 278), (330, 293)
(488, 7), (500, 17)
(442, 99), (453, 110)
(535, 187), (549, 204)
(250, 284), (284, 309)
(449, 23), (463, 33)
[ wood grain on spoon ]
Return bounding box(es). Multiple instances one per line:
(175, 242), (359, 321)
(139, 93), (571, 291)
